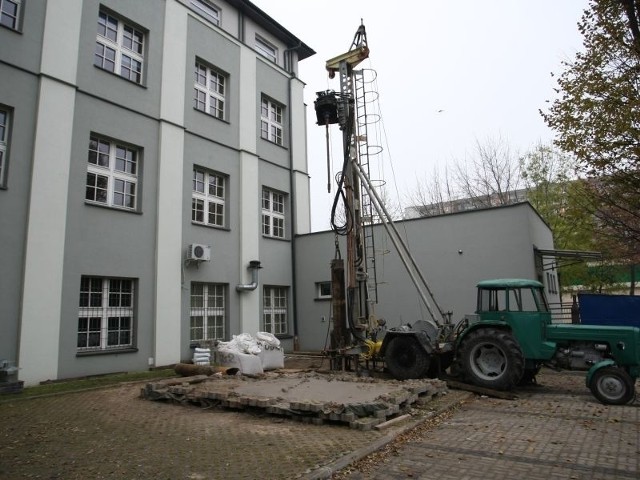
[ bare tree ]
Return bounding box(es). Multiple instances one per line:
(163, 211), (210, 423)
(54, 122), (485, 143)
(407, 136), (524, 218)
(405, 166), (456, 217)
(454, 136), (523, 208)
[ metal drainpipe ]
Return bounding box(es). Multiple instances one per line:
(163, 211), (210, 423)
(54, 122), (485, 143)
(285, 47), (302, 350)
(236, 260), (262, 292)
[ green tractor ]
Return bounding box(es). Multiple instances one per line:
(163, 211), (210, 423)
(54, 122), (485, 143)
(451, 279), (639, 405)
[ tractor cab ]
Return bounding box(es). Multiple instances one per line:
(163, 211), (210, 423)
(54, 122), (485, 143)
(474, 279), (555, 360)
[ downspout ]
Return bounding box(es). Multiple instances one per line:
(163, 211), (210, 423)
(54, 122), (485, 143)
(236, 260), (262, 292)
(285, 44), (303, 350)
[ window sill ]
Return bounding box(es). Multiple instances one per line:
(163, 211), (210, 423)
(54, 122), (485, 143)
(314, 297), (332, 302)
(94, 65), (147, 88)
(191, 221), (229, 231)
(76, 347), (138, 357)
(274, 334), (293, 340)
(260, 137), (287, 149)
(85, 201), (142, 214)
(261, 234), (290, 242)
(193, 107), (229, 124)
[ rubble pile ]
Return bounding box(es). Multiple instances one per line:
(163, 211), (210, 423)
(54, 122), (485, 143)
(141, 371), (447, 430)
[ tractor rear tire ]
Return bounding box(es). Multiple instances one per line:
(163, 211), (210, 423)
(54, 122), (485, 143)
(384, 336), (430, 380)
(589, 366), (636, 405)
(459, 328), (524, 390)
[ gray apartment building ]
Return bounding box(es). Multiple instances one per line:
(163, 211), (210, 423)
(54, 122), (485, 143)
(0, 0), (314, 385)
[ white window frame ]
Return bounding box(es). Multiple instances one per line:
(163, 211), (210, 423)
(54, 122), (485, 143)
(95, 10), (145, 84)
(0, 0), (21, 30)
(190, 283), (226, 342)
(262, 188), (285, 238)
(261, 97), (283, 145)
(85, 135), (139, 210)
(263, 286), (288, 335)
(192, 167), (226, 227)
(0, 108), (9, 187)
(77, 277), (135, 352)
(316, 282), (332, 299)
(255, 35), (277, 63)
(189, 0), (220, 26)
(194, 61), (226, 120)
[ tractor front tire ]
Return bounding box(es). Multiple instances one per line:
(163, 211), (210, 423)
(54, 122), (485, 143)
(589, 366), (636, 405)
(384, 335), (430, 380)
(459, 328), (524, 390)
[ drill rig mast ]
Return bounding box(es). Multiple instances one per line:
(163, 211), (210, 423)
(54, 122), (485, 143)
(315, 22), (454, 376)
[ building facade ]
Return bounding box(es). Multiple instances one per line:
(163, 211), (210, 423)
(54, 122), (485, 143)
(0, 0), (314, 385)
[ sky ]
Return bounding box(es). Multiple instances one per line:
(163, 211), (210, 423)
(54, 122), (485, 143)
(251, 0), (590, 231)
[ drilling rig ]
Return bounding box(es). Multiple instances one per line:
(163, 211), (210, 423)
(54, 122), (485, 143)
(314, 22), (456, 378)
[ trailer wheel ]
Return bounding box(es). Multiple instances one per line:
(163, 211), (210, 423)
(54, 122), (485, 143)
(459, 328), (524, 390)
(384, 336), (430, 380)
(589, 367), (636, 405)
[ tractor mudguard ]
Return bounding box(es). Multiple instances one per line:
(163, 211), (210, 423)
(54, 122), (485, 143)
(455, 320), (509, 350)
(586, 359), (616, 388)
(380, 330), (434, 357)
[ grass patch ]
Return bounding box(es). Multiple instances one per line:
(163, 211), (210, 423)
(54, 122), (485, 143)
(3, 368), (176, 400)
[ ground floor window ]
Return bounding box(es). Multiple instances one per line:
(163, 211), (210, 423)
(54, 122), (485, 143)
(190, 283), (226, 342)
(77, 276), (135, 351)
(263, 286), (288, 335)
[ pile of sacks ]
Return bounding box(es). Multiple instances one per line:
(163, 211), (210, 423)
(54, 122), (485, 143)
(192, 347), (211, 365)
(213, 332), (284, 375)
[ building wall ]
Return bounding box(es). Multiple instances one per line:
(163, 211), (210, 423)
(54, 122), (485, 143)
(0, 0), (313, 384)
(294, 203), (559, 352)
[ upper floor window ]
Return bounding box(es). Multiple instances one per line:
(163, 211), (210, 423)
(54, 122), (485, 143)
(189, 0), (220, 26)
(0, 0), (20, 30)
(192, 167), (226, 227)
(0, 108), (9, 187)
(78, 277), (135, 352)
(261, 97), (283, 146)
(95, 10), (145, 84)
(255, 35), (277, 63)
(262, 188), (285, 238)
(85, 135), (139, 210)
(194, 61), (226, 120)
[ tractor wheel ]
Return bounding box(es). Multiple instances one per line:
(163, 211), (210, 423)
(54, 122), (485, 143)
(588, 367), (636, 405)
(384, 336), (430, 380)
(459, 328), (524, 390)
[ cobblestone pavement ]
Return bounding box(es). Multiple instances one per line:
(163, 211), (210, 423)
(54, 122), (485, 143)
(0, 372), (462, 480)
(0, 369), (638, 480)
(337, 370), (640, 480)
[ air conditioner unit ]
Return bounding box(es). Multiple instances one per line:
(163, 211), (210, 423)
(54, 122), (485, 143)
(187, 243), (211, 262)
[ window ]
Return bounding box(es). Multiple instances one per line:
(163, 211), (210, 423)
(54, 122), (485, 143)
(95, 10), (145, 84)
(0, 0), (20, 30)
(190, 283), (226, 342)
(85, 135), (139, 210)
(189, 0), (220, 26)
(262, 188), (285, 238)
(255, 35), (277, 63)
(77, 277), (135, 351)
(192, 168), (225, 227)
(0, 108), (9, 187)
(263, 286), (287, 335)
(260, 97), (283, 145)
(194, 61), (226, 120)
(316, 282), (332, 299)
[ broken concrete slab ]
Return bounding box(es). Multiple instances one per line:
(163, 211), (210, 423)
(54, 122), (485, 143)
(141, 371), (447, 430)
